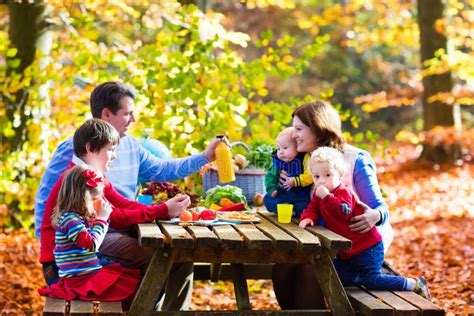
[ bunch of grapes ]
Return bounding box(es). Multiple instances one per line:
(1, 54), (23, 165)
(141, 181), (183, 197)
(142, 181), (202, 206)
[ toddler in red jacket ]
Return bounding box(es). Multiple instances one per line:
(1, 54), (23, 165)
(299, 147), (430, 298)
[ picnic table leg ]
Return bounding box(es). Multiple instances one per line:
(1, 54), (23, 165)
(313, 248), (355, 316)
(128, 249), (175, 316)
(210, 263), (222, 282)
(230, 263), (251, 310)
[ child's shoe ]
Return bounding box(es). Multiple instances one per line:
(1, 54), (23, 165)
(414, 276), (431, 300)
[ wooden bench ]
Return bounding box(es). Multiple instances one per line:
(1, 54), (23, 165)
(194, 263), (445, 315)
(345, 262), (444, 316)
(43, 297), (122, 315)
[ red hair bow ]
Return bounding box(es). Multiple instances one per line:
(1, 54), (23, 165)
(82, 169), (103, 188)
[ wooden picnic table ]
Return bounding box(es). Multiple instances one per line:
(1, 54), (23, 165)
(127, 208), (355, 315)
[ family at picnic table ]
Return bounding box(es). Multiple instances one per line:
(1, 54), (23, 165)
(35, 81), (430, 311)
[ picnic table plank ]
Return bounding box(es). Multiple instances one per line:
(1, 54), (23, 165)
(69, 300), (93, 315)
(97, 301), (123, 315)
(368, 290), (420, 315)
(43, 297), (66, 316)
(305, 225), (352, 251)
(185, 225), (219, 248)
(158, 222), (194, 248)
(128, 250), (175, 316)
(212, 224), (244, 250)
(194, 263), (275, 280)
(345, 286), (393, 316)
(138, 223), (164, 248)
(258, 210), (320, 253)
(393, 292), (445, 316)
(156, 311), (332, 315)
(173, 247), (318, 264)
(255, 216), (298, 250)
(232, 223), (273, 250)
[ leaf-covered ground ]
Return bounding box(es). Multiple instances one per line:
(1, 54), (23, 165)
(1, 144), (472, 315)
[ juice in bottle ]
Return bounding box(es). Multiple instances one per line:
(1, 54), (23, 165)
(215, 136), (235, 183)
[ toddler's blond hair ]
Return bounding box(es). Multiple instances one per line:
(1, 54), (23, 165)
(309, 147), (345, 176)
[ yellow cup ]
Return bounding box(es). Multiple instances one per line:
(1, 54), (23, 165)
(277, 204), (293, 223)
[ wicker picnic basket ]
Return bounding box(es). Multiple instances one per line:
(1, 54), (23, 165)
(202, 141), (267, 201)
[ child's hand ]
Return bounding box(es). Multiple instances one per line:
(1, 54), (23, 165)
(96, 199), (113, 221)
(271, 190), (278, 198)
(165, 194), (191, 218)
(278, 170), (289, 186)
(299, 218), (314, 228)
(282, 177), (295, 190)
(85, 210), (97, 222)
(315, 186), (330, 199)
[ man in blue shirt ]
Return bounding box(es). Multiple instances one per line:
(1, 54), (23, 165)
(35, 81), (222, 310)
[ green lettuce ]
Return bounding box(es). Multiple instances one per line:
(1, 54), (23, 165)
(204, 185), (247, 208)
(247, 142), (274, 170)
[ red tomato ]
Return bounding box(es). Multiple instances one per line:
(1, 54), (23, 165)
(191, 210), (201, 221)
(200, 209), (217, 220)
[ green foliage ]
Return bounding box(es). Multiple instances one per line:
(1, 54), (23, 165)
(0, 1), (325, 231)
(246, 141), (275, 170)
(9, 0), (471, 231)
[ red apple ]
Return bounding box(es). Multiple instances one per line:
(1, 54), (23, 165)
(253, 193), (264, 206)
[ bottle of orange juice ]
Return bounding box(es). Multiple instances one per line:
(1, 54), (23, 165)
(215, 135), (235, 183)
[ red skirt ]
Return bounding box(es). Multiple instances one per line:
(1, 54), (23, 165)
(39, 263), (140, 302)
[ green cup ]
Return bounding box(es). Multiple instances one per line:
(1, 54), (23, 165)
(277, 204), (293, 223)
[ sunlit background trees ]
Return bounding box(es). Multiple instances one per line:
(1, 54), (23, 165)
(1, 0), (472, 231)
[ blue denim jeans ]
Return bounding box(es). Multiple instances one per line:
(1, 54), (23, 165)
(334, 241), (407, 291)
(264, 187), (311, 217)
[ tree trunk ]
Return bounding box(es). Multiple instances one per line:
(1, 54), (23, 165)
(3, 1), (52, 227)
(5, 0), (51, 151)
(417, 0), (461, 163)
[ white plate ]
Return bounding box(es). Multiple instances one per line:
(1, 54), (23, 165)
(160, 218), (218, 226)
(217, 218), (261, 224)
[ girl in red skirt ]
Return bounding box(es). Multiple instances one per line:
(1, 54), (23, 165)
(39, 165), (140, 310)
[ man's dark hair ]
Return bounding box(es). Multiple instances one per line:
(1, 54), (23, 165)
(90, 81), (136, 118)
(73, 119), (120, 157)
